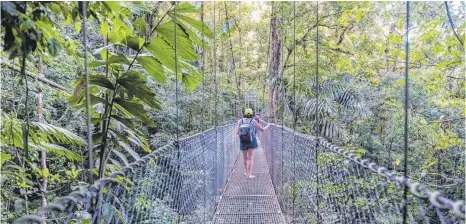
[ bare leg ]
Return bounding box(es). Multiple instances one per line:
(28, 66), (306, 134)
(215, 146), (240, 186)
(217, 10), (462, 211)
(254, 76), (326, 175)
(242, 150), (248, 175)
(247, 149), (255, 176)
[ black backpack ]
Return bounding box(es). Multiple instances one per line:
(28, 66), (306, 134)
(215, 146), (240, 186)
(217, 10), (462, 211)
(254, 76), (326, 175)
(238, 118), (254, 144)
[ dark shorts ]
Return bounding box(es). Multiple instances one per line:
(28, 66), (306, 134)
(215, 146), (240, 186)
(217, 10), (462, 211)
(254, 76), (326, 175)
(240, 137), (258, 151)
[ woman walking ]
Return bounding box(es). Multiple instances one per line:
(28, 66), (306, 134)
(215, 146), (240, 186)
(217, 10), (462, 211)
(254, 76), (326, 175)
(236, 108), (270, 178)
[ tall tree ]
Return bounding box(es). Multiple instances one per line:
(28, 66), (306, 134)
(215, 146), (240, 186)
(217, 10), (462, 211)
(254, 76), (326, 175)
(267, 2), (282, 123)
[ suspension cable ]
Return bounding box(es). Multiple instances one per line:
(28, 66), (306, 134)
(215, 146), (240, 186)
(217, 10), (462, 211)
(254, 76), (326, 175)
(402, 1), (410, 223)
(213, 1), (218, 127)
(280, 2), (285, 129)
(315, 1), (321, 221)
(200, 2), (206, 222)
(201, 4), (205, 132)
(174, 2), (179, 144)
(292, 1), (297, 222)
(82, 1), (93, 184)
(280, 0), (285, 206)
(173, 3), (181, 223)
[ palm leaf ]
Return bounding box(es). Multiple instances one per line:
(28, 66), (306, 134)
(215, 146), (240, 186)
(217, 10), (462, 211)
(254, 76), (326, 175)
(1, 113), (85, 149)
(30, 143), (83, 162)
(313, 119), (349, 141)
(31, 122), (86, 145)
(111, 150), (129, 167)
(303, 98), (337, 119)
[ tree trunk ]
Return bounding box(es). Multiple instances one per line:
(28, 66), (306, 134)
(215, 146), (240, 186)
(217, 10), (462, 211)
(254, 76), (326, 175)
(224, 2), (242, 119)
(236, 2), (245, 112)
(267, 3), (282, 123)
(38, 56), (47, 223)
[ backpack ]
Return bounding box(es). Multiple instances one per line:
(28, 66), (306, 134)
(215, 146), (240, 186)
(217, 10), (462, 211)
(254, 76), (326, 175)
(238, 118), (254, 144)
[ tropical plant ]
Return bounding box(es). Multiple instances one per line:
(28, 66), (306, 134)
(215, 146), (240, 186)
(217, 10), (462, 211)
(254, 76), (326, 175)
(301, 75), (369, 141)
(67, 2), (211, 179)
(0, 112), (85, 218)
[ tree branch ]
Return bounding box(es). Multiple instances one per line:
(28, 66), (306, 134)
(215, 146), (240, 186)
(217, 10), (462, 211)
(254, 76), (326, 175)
(1, 60), (68, 91)
(447, 75), (465, 80)
(444, 1), (464, 47)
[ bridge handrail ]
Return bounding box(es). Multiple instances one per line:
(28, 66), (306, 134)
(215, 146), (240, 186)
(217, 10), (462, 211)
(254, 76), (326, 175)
(268, 123), (465, 219)
(318, 137), (465, 218)
(13, 123), (237, 224)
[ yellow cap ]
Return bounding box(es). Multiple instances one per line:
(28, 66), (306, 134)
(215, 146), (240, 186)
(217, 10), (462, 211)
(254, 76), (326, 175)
(245, 108), (253, 116)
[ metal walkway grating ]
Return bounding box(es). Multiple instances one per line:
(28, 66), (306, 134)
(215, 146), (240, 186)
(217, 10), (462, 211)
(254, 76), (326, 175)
(213, 143), (286, 224)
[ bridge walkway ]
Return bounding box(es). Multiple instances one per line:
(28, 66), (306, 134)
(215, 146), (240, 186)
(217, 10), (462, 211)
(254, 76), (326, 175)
(212, 141), (286, 224)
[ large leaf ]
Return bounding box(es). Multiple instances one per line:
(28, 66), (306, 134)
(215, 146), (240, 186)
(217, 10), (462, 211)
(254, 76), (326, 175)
(136, 56), (168, 83)
(314, 119), (349, 141)
(114, 98), (156, 127)
(179, 61), (201, 90)
(176, 20), (210, 51)
(117, 70), (162, 110)
(304, 98), (337, 118)
(111, 149), (129, 167)
(107, 17), (133, 43)
(170, 2), (201, 14)
(31, 143), (83, 162)
(115, 140), (140, 161)
(1, 114), (85, 164)
(70, 93), (108, 110)
(47, 38), (61, 56)
(90, 75), (115, 89)
(176, 14), (212, 39)
(145, 37), (176, 71)
(89, 54), (130, 67)
(107, 54), (131, 65)
(31, 122), (86, 145)
(132, 17), (146, 36)
(120, 35), (144, 51)
(0, 153), (11, 168)
(156, 22), (198, 61)
(181, 73), (201, 91)
(110, 115), (139, 135)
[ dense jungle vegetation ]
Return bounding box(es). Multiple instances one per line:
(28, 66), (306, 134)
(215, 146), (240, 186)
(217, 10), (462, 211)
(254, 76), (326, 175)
(0, 1), (464, 221)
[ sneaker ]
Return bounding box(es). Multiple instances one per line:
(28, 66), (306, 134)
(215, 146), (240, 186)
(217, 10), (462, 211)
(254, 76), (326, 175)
(248, 175), (255, 178)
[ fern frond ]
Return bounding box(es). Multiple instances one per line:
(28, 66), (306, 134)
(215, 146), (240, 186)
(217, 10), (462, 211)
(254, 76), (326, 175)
(1, 113), (86, 149)
(303, 98), (337, 119)
(313, 119), (349, 141)
(31, 122), (86, 145)
(30, 143), (83, 162)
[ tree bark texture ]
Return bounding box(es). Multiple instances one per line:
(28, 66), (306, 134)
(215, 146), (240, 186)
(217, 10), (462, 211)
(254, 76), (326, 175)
(267, 3), (282, 123)
(37, 57), (47, 223)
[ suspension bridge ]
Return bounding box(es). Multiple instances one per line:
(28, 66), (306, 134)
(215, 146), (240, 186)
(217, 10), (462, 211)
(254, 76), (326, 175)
(12, 124), (465, 223)
(9, 1), (465, 223)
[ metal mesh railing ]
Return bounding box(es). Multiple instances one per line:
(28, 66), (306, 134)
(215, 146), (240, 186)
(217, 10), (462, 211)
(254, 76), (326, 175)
(13, 124), (238, 224)
(12, 123), (465, 223)
(261, 124), (465, 224)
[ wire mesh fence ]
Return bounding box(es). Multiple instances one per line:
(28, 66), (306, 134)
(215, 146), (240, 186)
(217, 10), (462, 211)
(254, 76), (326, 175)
(261, 124), (465, 224)
(13, 124), (238, 224)
(12, 123), (465, 223)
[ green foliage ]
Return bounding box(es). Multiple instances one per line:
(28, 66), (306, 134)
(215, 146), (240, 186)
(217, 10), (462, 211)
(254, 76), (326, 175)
(1, 1), (464, 221)
(1, 2), (80, 58)
(65, 1), (211, 179)
(302, 78), (368, 140)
